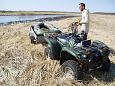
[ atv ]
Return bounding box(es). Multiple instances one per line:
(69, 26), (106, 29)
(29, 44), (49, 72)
(44, 32), (111, 80)
(29, 23), (61, 44)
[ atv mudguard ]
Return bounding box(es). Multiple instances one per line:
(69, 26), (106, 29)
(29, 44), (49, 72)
(60, 47), (82, 65)
(92, 40), (110, 57)
(92, 40), (109, 48)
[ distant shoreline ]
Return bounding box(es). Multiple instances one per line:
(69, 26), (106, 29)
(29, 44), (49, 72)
(93, 12), (115, 15)
(0, 14), (67, 16)
(0, 11), (79, 16)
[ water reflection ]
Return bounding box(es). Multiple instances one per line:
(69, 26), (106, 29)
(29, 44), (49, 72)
(0, 15), (66, 23)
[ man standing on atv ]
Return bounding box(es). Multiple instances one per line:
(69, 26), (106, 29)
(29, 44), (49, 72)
(78, 3), (89, 40)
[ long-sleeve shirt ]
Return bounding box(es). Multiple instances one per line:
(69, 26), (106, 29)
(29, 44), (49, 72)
(80, 9), (89, 34)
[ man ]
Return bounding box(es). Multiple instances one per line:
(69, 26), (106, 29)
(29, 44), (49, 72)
(78, 3), (89, 40)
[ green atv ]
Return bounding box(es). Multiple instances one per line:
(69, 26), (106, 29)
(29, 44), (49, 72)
(29, 23), (61, 44)
(44, 32), (111, 80)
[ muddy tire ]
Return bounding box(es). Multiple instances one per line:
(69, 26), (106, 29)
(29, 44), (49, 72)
(101, 58), (111, 72)
(61, 60), (83, 80)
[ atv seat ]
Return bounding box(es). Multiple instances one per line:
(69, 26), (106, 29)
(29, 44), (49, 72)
(82, 40), (91, 47)
(57, 35), (68, 44)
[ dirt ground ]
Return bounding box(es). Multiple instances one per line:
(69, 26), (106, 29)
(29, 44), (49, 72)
(0, 14), (115, 86)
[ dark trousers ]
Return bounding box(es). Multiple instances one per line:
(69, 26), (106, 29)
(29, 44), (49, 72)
(81, 31), (88, 40)
(83, 33), (87, 40)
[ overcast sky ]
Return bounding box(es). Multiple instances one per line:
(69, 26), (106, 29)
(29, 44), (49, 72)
(0, 0), (115, 12)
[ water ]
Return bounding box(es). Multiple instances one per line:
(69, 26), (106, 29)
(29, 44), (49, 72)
(0, 15), (70, 24)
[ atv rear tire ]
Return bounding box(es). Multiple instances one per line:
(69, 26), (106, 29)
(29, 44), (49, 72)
(61, 60), (83, 80)
(101, 58), (111, 72)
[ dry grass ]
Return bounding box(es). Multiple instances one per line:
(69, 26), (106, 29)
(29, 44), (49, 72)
(0, 14), (115, 86)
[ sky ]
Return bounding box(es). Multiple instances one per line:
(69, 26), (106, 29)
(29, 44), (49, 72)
(0, 0), (115, 12)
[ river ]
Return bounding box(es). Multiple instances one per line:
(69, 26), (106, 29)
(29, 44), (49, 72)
(0, 15), (76, 24)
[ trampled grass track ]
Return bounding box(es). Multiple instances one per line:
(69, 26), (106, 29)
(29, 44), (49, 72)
(0, 14), (115, 86)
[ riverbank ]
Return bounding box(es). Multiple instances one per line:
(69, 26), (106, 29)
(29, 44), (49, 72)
(0, 14), (115, 86)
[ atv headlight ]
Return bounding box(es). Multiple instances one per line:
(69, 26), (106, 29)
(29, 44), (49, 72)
(82, 55), (87, 58)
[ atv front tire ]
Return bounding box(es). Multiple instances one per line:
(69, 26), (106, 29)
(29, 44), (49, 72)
(61, 60), (83, 80)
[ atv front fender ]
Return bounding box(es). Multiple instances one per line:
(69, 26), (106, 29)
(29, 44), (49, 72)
(60, 47), (80, 65)
(61, 47), (78, 57)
